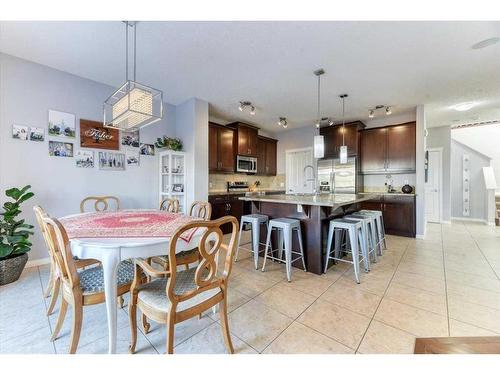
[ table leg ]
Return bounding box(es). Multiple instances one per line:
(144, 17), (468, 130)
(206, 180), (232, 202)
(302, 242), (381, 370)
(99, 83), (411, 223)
(100, 250), (120, 354)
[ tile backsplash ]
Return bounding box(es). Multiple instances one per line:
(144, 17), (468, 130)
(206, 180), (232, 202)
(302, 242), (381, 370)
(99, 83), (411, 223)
(209, 173), (285, 192)
(363, 173), (416, 193)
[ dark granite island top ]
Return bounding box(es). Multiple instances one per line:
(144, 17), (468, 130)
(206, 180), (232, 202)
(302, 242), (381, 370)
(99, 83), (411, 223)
(239, 193), (378, 275)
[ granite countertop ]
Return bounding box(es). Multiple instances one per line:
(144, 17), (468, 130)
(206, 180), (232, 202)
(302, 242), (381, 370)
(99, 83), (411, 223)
(208, 190), (285, 196)
(239, 193), (377, 207)
(359, 191), (417, 197)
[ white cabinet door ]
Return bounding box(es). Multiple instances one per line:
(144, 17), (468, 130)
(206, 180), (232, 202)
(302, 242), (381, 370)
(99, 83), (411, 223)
(286, 148), (314, 194)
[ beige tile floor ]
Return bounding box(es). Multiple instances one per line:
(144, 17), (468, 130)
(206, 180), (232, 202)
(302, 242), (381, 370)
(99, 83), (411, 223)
(1, 220), (500, 354)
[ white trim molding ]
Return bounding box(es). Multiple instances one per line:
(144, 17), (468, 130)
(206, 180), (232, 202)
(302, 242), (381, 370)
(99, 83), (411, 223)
(451, 217), (489, 225)
(26, 257), (50, 268)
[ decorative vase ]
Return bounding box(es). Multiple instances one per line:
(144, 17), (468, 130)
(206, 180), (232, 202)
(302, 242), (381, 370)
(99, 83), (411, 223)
(0, 253), (28, 286)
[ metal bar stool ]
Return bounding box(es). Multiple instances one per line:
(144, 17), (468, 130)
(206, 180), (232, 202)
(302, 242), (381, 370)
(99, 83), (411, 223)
(324, 218), (368, 283)
(262, 218), (306, 282)
(357, 210), (387, 255)
(235, 214), (269, 269)
(344, 214), (378, 266)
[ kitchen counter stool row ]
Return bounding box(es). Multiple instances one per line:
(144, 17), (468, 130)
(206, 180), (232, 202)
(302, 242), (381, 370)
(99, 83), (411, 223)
(236, 209), (387, 284)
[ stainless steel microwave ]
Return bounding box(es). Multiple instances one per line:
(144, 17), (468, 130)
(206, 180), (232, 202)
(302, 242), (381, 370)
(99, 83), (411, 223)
(236, 155), (257, 173)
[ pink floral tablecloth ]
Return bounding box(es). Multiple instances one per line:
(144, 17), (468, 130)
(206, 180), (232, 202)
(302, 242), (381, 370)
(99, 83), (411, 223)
(60, 210), (199, 243)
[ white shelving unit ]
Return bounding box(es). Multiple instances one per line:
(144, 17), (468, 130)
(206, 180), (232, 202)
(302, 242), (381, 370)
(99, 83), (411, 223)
(159, 150), (186, 213)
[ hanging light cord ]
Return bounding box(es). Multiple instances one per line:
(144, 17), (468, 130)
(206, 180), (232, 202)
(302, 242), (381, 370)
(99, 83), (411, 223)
(133, 22), (137, 81)
(125, 22), (128, 81)
(317, 74), (321, 132)
(342, 96), (345, 146)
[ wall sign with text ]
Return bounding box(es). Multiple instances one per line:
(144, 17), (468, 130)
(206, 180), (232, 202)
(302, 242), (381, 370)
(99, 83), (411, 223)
(80, 119), (119, 150)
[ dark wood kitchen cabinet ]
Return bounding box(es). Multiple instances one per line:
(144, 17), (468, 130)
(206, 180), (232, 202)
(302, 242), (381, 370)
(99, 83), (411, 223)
(320, 121), (364, 159)
(208, 194), (244, 234)
(359, 195), (416, 237)
(360, 122), (416, 174)
(209, 123), (235, 173)
(257, 136), (277, 176)
(228, 122), (259, 157)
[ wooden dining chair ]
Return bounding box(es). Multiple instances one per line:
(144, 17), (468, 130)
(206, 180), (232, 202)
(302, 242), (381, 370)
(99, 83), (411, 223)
(33, 206), (100, 316)
(42, 214), (134, 354)
(79, 195), (126, 308)
(128, 216), (239, 354)
(80, 195), (120, 213)
(159, 197), (180, 212)
(152, 201), (212, 271)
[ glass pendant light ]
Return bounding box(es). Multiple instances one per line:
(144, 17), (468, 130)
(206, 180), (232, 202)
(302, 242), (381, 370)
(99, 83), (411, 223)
(104, 21), (163, 131)
(313, 69), (325, 159)
(339, 94), (348, 164)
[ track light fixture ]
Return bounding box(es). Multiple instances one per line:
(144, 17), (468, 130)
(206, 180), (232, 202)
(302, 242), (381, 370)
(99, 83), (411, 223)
(277, 117), (288, 128)
(368, 105), (392, 118)
(238, 101), (256, 115)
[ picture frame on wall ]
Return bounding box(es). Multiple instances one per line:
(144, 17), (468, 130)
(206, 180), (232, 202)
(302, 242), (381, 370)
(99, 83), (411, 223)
(75, 150), (94, 168)
(48, 109), (76, 138)
(12, 124), (29, 140)
(29, 127), (45, 142)
(140, 143), (155, 156)
(121, 130), (140, 147)
(98, 151), (125, 170)
(80, 119), (119, 150)
(126, 150), (140, 167)
(49, 140), (74, 157)
(172, 183), (184, 193)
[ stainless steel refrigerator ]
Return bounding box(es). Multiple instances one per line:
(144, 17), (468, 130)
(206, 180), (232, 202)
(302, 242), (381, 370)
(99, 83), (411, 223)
(317, 157), (361, 194)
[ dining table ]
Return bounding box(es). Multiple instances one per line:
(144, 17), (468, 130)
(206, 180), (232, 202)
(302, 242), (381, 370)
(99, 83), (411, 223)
(59, 209), (203, 354)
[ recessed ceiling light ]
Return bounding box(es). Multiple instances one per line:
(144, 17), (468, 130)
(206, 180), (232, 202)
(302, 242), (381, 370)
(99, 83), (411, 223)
(451, 102), (476, 112)
(472, 37), (500, 50)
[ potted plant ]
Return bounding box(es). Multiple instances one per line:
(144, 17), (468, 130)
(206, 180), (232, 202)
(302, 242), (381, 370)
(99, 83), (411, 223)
(155, 136), (183, 151)
(0, 185), (35, 285)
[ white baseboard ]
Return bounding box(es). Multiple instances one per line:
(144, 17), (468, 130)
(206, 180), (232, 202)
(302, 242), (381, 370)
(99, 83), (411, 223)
(26, 257), (50, 268)
(441, 220), (451, 224)
(451, 217), (488, 224)
(415, 234), (425, 240)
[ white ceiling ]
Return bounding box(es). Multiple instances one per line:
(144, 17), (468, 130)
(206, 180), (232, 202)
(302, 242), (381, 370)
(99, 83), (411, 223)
(1, 21), (500, 131)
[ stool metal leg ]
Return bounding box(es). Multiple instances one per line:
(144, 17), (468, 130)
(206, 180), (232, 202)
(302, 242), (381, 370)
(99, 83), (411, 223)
(277, 229), (284, 261)
(296, 227), (306, 271)
(380, 216), (387, 249)
(284, 227), (292, 282)
(251, 222), (260, 270)
(375, 217), (384, 256)
(334, 228), (344, 259)
(358, 226), (369, 273)
(348, 228), (360, 284)
(261, 224), (273, 272)
(324, 223), (335, 273)
(235, 219), (245, 262)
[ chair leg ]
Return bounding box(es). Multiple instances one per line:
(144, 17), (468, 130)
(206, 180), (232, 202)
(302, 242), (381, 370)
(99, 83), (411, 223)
(348, 228), (361, 284)
(46, 277), (61, 316)
(284, 228), (292, 282)
(219, 294), (234, 354)
(296, 227), (306, 271)
(43, 264), (54, 298)
(360, 227), (370, 273)
(166, 312), (175, 354)
(141, 313), (150, 334)
(251, 223), (260, 270)
(261, 225), (273, 272)
(235, 220), (245, 262)
(324, 224), (334, 273)
(118, 295), (124, 308)
(51, 297), (68, 341)
(68, 302), (83, 354)
(128, 294), (138, 354)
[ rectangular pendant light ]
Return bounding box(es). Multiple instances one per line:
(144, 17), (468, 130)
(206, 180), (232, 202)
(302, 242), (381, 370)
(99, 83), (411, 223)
(104, 81), (163, 131)
(314, 135), (324, 159)
(339, 145), (348, 164)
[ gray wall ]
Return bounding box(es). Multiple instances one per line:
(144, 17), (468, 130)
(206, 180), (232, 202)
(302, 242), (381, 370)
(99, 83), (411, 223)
(275, 126), (316, 174)
(0, 53), (177, 261)
(451, 139), (490, 221)
(427, 126), (451, 222)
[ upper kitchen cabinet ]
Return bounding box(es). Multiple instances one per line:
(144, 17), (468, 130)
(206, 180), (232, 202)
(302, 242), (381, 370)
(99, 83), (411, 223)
(257, 135), (277, 176)
(208, 122), (235, 173)
(228, 122), (259, 157)
(320, 121), (365, 159)
(386, 122), (416, 172)
(360, 121), (416, 174)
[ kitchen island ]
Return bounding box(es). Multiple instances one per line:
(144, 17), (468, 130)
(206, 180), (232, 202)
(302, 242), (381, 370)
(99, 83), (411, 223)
(239, 193), (377, 275)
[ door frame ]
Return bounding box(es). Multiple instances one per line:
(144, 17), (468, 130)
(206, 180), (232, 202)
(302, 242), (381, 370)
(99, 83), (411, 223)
(285, 147), (314, 194)
(425, 147), (443, 223)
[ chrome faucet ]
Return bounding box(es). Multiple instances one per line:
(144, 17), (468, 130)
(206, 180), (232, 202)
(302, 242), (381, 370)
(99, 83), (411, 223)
(303, 165), (317, 193)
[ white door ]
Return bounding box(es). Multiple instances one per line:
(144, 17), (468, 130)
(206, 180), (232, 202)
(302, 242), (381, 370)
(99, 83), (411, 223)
(425, 149), (442, 223)
(286, 148), (314, 194)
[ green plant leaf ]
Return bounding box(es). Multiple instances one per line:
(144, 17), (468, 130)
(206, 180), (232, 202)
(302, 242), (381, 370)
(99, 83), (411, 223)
(5, 187), (21, 200)
(18, 192), (35, 203)
(0, 243), (13, 259)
